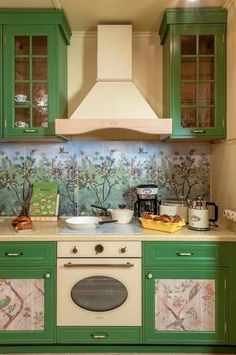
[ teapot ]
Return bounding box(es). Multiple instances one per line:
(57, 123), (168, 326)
(188, 197), (218, 231)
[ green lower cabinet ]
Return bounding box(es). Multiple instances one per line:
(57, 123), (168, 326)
(0, 267), (56, 344)
(228, 243), (236, 345)
(143, 268), (227, 344)
(57, 327), (142, 344)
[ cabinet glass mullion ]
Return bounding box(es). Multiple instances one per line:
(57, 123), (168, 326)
(196, 35), (199, 127)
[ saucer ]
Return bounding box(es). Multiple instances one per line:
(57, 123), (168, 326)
(15, 100), (29, 104)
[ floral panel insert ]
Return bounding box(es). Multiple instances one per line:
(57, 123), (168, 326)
(0, 279), (44, 331)
(155, 279), (215, 332)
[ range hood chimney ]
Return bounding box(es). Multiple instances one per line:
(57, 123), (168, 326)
(55, 24), (172, 140)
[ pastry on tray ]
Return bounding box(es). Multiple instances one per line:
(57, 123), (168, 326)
(141, 214), (184, 223)
(139, 214), (185, 233)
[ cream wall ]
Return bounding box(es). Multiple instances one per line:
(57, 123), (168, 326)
(67, 31), (163, 117)
(211, 0), (236, 223)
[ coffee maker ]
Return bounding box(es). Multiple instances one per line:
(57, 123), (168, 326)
(134, 184), (158, 217)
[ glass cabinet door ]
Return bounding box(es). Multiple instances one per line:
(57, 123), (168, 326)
(14, 35), (48, 129)
(0, 268), (55, 344)
(4, 25), (56, 137)
(171, 24), (226, 138)
(144, 269), (226, 344)
(180, 34), (214, 129)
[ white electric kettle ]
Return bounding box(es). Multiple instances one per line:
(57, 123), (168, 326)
(188, 197), (218, 231)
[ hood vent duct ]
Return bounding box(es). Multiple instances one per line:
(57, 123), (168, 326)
(55, 24), (172, 140)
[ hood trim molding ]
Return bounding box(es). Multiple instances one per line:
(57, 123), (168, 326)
(55, 118), (172, 141)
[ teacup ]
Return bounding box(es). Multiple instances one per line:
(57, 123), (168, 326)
(15, 94), (27, 103)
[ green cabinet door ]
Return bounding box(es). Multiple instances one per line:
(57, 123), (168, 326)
(0, 10), (71, 140)
(4, 26), (57, 138)
(159, 9), (227, 140)
(144, 268), (226, 344)
(0, 267), (56, 344)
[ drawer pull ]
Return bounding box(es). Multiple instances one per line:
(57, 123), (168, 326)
(176, 252), (194, 256)
(64, 262), (134, 268)
(91, 334), (108, 339)
(191, 129), (206, 134)
(23, 129), (38, 133)
(5, 252), (23, 257)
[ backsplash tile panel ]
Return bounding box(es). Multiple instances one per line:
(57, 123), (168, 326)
(0, 142), (210, 216)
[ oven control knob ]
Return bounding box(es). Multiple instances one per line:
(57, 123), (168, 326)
(72, 246), (78, 254)
(95, 244), (104, 254)
(120, 247), (127, 254)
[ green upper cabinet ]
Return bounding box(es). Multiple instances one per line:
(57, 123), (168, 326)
(0, 26), (2, 137)
(159, 9), (227, 140)
(0, 10), (71, 140)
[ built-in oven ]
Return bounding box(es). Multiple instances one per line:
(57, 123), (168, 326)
(57, 241), (141, 326)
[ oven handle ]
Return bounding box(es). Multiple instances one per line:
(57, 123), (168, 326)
(63, 262), (134, 268)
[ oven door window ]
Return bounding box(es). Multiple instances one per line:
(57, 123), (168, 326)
(71, 276), (128, 312)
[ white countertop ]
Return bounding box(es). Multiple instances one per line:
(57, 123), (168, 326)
(0, 217), (236, 242)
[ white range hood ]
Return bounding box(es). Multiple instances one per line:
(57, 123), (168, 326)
(55, 24), (172, 140)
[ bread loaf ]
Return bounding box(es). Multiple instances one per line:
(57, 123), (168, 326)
(12, 215), (33, 231)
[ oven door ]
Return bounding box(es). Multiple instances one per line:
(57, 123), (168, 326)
(57, 258), (141, 326)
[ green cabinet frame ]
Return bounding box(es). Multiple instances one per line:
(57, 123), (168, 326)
(228, 243), (236, 345)
(144, 268), (226, 344)
(0, 268), (56, 344)
(143, 241), (227, 345)
(0, 9), (71, 140)
(0, 26), (2, 137)
(0, 242), (56, 344)
(159, 8), (227, 140)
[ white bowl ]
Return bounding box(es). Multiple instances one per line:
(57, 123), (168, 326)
(111, 208), (134, 224)
(65, 216), (102, 229)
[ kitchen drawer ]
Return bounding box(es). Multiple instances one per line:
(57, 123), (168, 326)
(143, 242), (227, 267)
(0, 242), (56, 265)
(57, 326), (142, 344)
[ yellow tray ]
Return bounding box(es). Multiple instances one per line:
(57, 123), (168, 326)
(139, 218), (185, 233)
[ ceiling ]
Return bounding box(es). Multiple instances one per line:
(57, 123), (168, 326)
(0, 0), (228, 32)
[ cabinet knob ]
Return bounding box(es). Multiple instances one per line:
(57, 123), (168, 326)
(95, 244), (104, 254)
(72, 246), (78, 254)
(146, 273), (153, 279)
(120, 247), (127, 254)
(45, 272), (51, 279)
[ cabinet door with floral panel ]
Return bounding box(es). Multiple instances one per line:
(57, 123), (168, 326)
(0, 268), (55, 344)
(144, 269), (226, 344)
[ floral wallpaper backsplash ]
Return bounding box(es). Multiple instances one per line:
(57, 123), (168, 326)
(0, 141), (210, 216)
